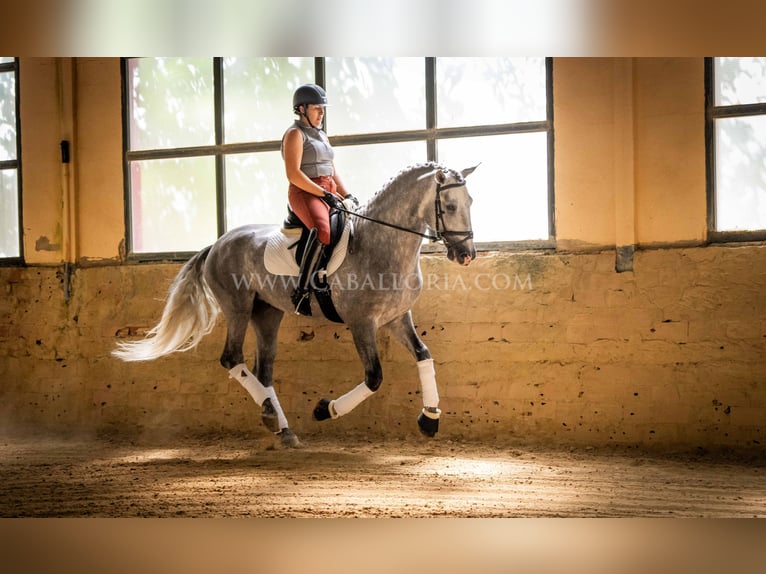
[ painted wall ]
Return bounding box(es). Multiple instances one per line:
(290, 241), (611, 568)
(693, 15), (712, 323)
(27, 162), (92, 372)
(554, 57), (706, 250)
(20, 58), (124, 265)
(2, 58), (764, 450)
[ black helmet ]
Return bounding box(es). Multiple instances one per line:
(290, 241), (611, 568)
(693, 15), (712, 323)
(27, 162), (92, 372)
(292, 84), (328, 112)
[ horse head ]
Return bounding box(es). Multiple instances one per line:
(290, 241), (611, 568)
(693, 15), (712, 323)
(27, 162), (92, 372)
(433, 165), (478, 266)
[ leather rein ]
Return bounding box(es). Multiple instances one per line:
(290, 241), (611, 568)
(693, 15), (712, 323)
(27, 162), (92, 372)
(335, 179), (474, 251)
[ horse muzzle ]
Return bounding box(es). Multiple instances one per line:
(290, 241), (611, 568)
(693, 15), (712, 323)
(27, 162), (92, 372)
(447, 242), (476, 267)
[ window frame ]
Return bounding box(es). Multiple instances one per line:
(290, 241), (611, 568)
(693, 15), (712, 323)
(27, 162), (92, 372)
(122, 57), (554, 261)
(0, 57), (23, 266)
(705, 57), (766, 243)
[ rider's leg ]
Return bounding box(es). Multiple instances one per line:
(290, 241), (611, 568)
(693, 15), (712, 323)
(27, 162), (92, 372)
(288, 184), (333, 246)
(288, 181), (338, 314)
(291, 228), (321, 314)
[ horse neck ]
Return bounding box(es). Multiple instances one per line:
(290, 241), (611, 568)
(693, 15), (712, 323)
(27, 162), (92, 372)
(354, 167), (435, 266)
(362, 167), (434, 232)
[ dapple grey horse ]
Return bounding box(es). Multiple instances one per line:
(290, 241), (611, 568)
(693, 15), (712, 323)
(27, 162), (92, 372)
(113, 162), (477, 447)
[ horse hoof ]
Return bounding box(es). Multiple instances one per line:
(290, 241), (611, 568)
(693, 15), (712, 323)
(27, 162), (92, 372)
(418, 410), (440, 437)
(277, 428), (302, 449)
(261, 398), (280, 433)
(313, 398), (333, 421)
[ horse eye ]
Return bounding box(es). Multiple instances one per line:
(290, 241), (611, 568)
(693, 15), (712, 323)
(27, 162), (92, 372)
(445, 203), (457, 213)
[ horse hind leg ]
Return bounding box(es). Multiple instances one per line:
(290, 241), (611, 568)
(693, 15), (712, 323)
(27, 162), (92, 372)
(221, 304), (297, 447)
(221, 311), (272, 418)
(250, 300), (300, 448)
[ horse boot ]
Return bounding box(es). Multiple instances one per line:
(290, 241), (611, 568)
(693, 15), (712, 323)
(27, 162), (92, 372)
(291, 228), (321, 316)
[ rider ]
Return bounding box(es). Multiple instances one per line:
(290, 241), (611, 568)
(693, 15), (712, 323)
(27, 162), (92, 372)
(281, 83), (357, 314)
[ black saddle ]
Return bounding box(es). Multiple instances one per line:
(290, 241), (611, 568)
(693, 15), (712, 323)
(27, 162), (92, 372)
(283, 205), (347, 268)
(283, 205), (348, 324)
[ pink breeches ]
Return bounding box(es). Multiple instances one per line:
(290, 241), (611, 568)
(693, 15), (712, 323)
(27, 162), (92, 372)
(288, 176), (340, 245)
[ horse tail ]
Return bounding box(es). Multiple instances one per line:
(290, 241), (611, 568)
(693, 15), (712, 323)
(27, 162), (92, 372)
(112, 246), (219, 362)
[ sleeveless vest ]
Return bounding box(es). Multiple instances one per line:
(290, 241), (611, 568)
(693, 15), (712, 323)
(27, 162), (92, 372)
(283, 120), (334, 178)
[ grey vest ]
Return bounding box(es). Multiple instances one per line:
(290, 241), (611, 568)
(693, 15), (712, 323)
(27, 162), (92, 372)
(283, 120), (335, 178)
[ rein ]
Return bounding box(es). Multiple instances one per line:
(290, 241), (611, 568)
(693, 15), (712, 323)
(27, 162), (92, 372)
(335, 180), (474, 249)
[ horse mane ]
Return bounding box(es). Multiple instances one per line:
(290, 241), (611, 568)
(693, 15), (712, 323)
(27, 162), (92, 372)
(362, 162), (445, 212)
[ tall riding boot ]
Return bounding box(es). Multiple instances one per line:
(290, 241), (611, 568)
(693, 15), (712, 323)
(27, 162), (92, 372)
(292, 228), (321, 315)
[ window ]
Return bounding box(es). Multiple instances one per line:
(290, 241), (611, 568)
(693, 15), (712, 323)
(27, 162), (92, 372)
(0, 57), (21, 261)
(123, 57), (552, 257)
(706, 57), (766, 237)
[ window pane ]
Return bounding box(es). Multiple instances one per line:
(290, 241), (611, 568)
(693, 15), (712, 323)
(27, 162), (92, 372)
(438, 133), (549, 242)
(437, 58), (546, 127)
(224, 57), (314, 144)
(0, 70), (17, 161)
(715, 116), (766, 232)
(225, 151), (288, 230)
(128, 58), (214, 151)
(325, 58), (426, 135)
(0, 169), (20, 257)
(715, 57), (766, 106)
(129, 157), (217, 253)
(0, 57), (14, 64)
(332, 141), (427, 204)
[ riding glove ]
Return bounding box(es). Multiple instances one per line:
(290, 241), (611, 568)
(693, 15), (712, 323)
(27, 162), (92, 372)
(322, 191), (343, 210)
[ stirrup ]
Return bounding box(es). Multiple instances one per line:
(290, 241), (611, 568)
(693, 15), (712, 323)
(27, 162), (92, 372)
(292, 290), (311, 315)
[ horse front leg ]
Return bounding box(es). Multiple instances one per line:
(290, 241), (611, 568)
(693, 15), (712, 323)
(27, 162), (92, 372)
(313, 321), (382, 421)
(384, 312), (441, 437)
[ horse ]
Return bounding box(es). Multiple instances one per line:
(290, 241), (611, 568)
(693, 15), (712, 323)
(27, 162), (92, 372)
(113, 162), (477, 448)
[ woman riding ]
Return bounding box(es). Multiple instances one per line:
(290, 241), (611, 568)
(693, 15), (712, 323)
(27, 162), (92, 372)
(281, 83), (357, 314)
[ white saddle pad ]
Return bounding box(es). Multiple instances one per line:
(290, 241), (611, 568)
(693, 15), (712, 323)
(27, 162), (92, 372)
(264, 219), (353, 277)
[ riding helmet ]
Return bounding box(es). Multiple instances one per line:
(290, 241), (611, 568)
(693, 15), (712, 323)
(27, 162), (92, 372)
(293, 84), (328, 112)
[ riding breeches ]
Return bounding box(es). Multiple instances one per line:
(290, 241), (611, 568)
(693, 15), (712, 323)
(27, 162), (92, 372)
(288, 176), (341, 245)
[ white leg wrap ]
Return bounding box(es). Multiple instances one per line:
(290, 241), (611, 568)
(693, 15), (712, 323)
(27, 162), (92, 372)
(229, 364), (290, 431)
(417, 358), (439, 409)
(265, 386), (289, 430)
(331, 382), (375, 418)
(228, 364), (268, 406)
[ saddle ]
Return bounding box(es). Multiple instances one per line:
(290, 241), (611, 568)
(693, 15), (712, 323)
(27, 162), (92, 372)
(279, 204), (350, 323)
(282, 205), (347, 269)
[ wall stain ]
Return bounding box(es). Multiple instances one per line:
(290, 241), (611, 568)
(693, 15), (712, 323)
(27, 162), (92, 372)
(35, 236), (61, 252)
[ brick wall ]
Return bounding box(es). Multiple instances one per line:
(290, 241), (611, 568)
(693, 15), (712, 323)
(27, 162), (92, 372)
(2, 243), (764, 449)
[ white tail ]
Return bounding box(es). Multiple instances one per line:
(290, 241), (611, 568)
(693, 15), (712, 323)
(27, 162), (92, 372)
(112, 247), (219, 362)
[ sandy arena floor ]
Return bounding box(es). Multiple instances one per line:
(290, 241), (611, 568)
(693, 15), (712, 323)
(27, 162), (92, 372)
(1, 434), (764, 517)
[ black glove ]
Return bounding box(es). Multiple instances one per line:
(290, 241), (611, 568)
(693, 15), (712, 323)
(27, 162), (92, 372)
(323, 191), (342, 210)
(345, 194), (360, 208)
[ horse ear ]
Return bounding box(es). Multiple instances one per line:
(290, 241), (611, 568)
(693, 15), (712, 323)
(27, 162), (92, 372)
(434, 169), (447, 184)
(461, 164), (480, 179)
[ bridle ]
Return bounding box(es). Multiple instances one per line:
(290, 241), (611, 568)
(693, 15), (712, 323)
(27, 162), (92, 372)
(432, 178), (475, 251)
(335, 176), (474, 251)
